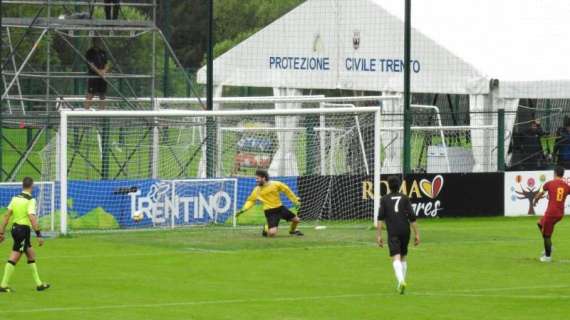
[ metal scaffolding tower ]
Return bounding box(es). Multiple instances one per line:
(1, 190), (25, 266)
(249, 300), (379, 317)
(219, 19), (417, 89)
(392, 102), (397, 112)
(0, 0), (203, 181)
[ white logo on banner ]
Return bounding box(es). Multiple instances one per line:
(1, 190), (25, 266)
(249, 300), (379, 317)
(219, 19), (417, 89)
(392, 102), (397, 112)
(129, 181), (233, 223)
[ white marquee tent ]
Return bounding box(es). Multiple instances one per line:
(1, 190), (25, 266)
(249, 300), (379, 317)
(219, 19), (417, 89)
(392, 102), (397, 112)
(197, 0), (570, 174)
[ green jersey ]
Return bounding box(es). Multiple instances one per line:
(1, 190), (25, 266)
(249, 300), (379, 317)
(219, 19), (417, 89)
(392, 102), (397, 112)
(7, 191), (36, 226)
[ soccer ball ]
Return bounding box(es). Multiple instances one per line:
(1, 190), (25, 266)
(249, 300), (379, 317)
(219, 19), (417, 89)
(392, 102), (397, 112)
(132, 211), (144, 222)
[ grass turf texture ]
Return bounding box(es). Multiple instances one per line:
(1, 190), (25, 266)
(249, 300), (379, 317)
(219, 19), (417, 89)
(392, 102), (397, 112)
(0, 217), (569, 319)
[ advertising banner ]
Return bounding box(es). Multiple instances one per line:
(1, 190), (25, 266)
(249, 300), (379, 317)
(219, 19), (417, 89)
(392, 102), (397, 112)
(47, 179), (238, 229)
(298, 173), (503, 220)
(504, 170), (570, 217)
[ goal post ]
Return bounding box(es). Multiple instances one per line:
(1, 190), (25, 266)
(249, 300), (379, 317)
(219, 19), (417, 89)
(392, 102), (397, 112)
(58, 107), (382, 234)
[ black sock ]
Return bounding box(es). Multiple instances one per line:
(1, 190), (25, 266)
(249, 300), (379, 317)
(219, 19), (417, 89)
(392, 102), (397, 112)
(104, 0), (112, 19)
(113, 4), (120, 20)
(537, 223), (543, 232)
(544, 237), (552, 257)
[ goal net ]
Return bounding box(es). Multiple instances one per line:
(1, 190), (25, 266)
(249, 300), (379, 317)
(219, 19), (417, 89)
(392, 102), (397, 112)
(379, 106), (499, 174)
(54, 106), (382, 233)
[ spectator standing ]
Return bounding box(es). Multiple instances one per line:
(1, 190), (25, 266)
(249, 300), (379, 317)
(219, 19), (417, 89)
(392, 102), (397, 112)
(518, 120), (546, 170)
(554, 117), (570, 169)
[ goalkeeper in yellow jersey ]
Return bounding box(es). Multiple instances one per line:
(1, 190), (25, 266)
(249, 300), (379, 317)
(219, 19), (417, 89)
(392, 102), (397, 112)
(237, 169), (303, 237)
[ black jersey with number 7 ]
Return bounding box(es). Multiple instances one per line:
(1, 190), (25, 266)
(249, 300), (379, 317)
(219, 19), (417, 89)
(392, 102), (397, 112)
(378, 193), (416, 236)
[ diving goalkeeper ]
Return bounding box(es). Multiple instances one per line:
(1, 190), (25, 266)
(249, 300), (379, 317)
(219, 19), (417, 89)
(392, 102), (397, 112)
(237, 169), (303, 237)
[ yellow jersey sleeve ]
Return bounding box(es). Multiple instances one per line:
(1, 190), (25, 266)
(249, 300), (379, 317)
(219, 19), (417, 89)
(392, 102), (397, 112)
(276, 181), (300, 205)
(242, 187), (259, 211)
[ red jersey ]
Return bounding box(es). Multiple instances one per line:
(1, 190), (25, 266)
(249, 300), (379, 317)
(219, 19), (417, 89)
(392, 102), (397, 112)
(543, 179), (570, 217)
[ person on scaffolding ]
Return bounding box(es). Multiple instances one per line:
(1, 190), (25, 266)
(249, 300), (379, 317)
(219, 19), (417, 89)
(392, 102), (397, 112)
(85, 38), (110, 110)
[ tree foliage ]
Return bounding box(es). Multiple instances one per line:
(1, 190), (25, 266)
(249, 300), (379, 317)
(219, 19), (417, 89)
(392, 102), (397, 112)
(167, 0), (305, 69)
(1, 1), (305, 97)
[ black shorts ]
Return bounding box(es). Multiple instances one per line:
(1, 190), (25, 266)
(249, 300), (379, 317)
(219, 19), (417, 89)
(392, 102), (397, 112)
(388, 233), (410, 257)
(264, 206), (296, 229)
(11, 224), (32, 253)
(87, 77), (107, 95)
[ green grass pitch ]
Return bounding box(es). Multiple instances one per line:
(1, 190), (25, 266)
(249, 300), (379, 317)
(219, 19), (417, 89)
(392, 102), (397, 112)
(0, 217), (569, 320)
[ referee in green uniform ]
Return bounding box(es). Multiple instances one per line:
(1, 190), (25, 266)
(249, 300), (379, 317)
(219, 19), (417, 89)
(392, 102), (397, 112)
(0, 177), (49, 292)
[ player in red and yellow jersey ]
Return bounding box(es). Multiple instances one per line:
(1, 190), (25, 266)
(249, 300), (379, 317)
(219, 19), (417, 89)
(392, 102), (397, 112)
(533, 166), (570, 262)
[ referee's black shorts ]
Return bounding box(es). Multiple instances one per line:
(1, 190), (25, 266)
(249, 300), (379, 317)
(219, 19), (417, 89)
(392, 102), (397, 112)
(11, 224), (32, 253)
(387, 233), (410, 257)
(264, 206), (296, 229)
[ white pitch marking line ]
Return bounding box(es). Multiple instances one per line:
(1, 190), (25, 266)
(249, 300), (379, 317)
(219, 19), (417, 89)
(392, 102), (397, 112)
(40, 252), (182, 260)
(232, 244), (375, 252)
(3, 293), (395, 314)
(40, 244), (375, 260)
(6, 287), (570, 314)
(554, 260), (570, 264)
(442, 284), (570, 293)
(409, 292), (570, 300)
(182, 247), (234, 253)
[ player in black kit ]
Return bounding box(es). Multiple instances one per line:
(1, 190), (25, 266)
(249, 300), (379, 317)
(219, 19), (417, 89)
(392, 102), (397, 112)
(376, 176), (420, 294)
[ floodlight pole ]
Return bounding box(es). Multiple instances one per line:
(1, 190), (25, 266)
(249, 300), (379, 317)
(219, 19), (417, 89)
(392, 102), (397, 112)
(150, 0), (159, 179)
(206, 0), (216, 177)
(162, 0), (171, 97)
(207, 0), (214, 109)
(46, 0), (51, 113)
(403, 0), (412, 174)
(1, 0), (3, 181)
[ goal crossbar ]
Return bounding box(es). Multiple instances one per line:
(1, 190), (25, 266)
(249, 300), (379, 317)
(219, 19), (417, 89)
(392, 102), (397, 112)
(53, 95), (401, 105)
(61, 107), (383, 118)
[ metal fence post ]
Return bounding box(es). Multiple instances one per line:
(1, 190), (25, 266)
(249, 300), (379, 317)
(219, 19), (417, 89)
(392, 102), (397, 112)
(497, 109), (505, 171)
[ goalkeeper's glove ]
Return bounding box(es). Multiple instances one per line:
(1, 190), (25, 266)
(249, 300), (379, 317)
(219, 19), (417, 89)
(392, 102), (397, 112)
(235, 209), (246, 218)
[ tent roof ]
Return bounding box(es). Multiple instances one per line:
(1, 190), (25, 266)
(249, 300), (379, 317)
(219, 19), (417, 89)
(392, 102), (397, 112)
(379, 0), (570, 82)
(198, 0), (570, 98)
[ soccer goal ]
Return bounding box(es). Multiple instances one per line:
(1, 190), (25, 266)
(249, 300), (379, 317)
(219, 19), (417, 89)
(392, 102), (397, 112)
(57, 106), (383, 234)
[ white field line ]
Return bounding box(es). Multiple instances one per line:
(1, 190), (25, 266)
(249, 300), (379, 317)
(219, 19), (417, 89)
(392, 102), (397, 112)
(181, 247), (235, 253)
(3, 293), (395, 314)
(442, 284), (570, 293)
(554, 260), (570, 264)
(408, 292), (570, 300)
(5, 285), (570, 314)
(39, 244), (376, 260)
